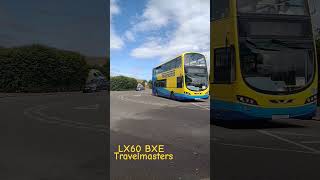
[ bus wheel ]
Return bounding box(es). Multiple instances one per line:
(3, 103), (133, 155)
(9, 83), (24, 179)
(170, 92), (175, 100)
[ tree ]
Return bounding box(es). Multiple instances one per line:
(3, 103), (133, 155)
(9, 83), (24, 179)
(148, 80), (153, 89)
(142, 80), (147, 87)
(110, 76), (138, 91)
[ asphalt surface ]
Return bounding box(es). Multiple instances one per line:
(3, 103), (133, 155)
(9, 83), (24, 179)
(0, 92), (109, 180)
(212, 112), (320, 180)
(2, 90), (320, 180)
(110, 90), (210, 180)
(111, 89), (320, 180)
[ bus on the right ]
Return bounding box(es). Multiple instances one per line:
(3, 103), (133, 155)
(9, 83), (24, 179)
(210, 0), (318, 121)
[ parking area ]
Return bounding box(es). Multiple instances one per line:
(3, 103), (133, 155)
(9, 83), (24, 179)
(212, 117), (320, 180)
(0, 92), (108, 179)
(111, 90), (210, 180)
(112, 90), (320, 180)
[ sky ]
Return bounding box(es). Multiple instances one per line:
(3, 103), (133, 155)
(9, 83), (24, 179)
(0, 0), (109, 57)
(110, 0), (210, 80)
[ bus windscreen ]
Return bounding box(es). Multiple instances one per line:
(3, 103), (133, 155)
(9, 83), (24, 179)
(237, 0), (308, 16)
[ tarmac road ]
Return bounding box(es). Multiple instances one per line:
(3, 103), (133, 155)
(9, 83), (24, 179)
(3, 89), (318, 180)
(111, 89), (320, 180)
(110, 90), (210, 180)
(0, 92), (109, 180)
(212, 113), (320, 180)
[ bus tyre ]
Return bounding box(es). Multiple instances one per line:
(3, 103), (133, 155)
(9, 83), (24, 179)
(170, 92), (175, 100)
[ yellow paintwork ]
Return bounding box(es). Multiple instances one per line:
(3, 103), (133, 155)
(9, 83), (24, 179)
(156, 52), (209, 96)
(210, 0), (318, 108)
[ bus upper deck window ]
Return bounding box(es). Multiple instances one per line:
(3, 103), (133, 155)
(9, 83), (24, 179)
(212, 0), (230, 20)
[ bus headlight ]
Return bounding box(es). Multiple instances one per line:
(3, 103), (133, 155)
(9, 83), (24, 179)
(305, 94), (317, 104)
(236, 95), (258, 105)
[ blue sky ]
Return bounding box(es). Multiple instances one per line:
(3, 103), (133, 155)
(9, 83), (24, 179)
(110, 0), (319, 81)
(0, 0), (108, 57)
(110, 0), (210, 80)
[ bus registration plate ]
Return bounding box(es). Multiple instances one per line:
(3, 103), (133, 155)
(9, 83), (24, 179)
(272, 115), (289, 120)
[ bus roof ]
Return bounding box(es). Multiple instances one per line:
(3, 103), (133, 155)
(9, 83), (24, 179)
(154, 52), (204, 69)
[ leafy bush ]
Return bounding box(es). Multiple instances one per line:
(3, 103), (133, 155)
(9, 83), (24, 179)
(316, 38), (319, 61)
(148, 80), (152, 89)
(0, 44), (88, 92)
(110, 76), (138, 91)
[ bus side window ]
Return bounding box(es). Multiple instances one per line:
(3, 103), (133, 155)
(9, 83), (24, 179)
(214, 46), (235, 83)
(177, 76), (183, 88)
(212, 0), (230, 20)
(156, 80), (167, 88)
(176, 57), (182, 68)
(163, 79), (167, 88)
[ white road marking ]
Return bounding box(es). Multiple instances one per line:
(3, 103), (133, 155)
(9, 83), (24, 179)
(200, 178), (210, 180)
(24, 105), (107, 133)
(258, 130), (320, 153)
(192, 103), (210, 110)
(267, 131), (320, 137)
(119, 94), (209, 110)
(216, 142), (320, 155)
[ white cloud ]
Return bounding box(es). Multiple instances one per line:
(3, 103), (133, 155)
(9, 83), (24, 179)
(130, 0), (210, 63)
(125, 30), (135, 41)
(110, 66), (150, 80)
(110, 0), (124, 50)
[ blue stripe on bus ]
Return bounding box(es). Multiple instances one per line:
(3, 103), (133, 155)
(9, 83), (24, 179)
(210, 99), (316, 120)
(154, 87), (208, 100)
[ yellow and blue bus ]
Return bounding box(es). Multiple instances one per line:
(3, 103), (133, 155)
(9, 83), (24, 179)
(211, 0), (318, 120)
(152, 52), (209, 101)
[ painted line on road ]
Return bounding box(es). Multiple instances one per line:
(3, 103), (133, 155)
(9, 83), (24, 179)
(267, 131), (320, 137)
(118, 93), (210, 111)
(258, 130), (320, 153)
(119, 94), (170, 107)
(215, 142), (320, 155)
(24, 105), (108, 133)
(200, 178), (210, 180)
(119, 94), (207, 109)
(192, 103), (210, 110)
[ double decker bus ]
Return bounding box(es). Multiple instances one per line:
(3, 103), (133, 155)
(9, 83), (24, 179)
(152, 52), (209, 101)
(211, 0), (318, 120)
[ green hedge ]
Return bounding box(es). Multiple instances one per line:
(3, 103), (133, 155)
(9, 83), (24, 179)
(0, 45), (89, 92)
(148, 80), (152, 89)
(317, 38), (319, 61)
(110, 76), (138, 91)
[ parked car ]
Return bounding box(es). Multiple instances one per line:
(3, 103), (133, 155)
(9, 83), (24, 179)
(83, 69), (108, 93)
(83, 82), (97, 93)
(136, 83), (145, 91)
